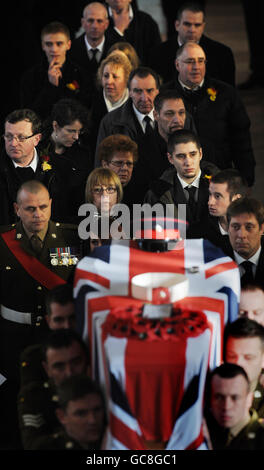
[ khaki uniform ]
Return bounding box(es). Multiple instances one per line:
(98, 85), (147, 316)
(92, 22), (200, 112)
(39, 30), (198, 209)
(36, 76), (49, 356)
(0, 221), (81, 449)
(19, 343), (47, 388)
(0, 220), (81, 380)
(208, 409), (264, 450)
(32, 430), (88, 450)
(17, 379), (60, 450)
(252, 380), (264, 419)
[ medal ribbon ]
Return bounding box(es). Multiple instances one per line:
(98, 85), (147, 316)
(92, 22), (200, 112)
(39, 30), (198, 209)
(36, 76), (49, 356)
(1, 229), (66, 289)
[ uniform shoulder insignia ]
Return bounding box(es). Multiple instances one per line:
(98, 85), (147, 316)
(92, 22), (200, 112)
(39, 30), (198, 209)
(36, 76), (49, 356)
(65, 441), (74, 449)
(0, 224), (16, 234)
(57, 223), (78, 230)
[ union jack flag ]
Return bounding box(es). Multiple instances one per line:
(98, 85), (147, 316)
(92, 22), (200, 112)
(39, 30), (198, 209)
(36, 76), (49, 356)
(74, 239), (240, 450)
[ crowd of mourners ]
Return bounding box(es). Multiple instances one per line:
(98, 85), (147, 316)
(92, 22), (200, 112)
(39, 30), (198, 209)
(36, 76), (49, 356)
(1, 0), (264, 452)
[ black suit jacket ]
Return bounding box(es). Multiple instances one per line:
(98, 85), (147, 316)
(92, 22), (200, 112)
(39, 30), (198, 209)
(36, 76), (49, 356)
(161, 77), (255, 187)
(68, 32), (117, 81)
(188, 215), (232, 254)
(107, 8), (161, 64)
(144, 168), (210, 225)
(149, 33), (236, 86)
(227, 240), (264, 289)
(20, 56), (92, 120)
(0, 147), (53, 226)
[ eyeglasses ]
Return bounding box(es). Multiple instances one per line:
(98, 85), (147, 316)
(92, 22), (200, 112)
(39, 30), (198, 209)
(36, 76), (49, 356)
(92, 186), (117, 194)
(180, 58), (207, 65)
(3, 133), (36, 142)
(110, 160), (134, 169)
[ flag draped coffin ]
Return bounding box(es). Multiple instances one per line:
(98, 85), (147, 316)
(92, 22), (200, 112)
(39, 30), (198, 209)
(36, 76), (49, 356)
(74, 239), (240, 449)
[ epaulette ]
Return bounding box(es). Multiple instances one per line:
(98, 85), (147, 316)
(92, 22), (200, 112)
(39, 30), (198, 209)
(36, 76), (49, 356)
(53, 222), (78, 230)
(0, 223), (16, 234)
(258, 418), (264, 428)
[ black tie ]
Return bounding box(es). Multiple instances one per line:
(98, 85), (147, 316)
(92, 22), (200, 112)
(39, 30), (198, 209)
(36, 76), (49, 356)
(144, 115), (154, 136)
(90, 48), (98, 70)
(30, 235), (43, 255)
(240, 260), (254, 286)
(186, 185), (197, 219)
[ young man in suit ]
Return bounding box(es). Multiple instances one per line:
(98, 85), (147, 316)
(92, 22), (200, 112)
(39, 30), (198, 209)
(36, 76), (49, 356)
(226, 197), (264, 288)
(144, 129), (211, 225)
(188, 169), (247, 253)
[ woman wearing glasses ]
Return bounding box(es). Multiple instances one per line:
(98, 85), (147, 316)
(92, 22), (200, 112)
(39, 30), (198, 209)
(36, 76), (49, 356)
(97, 134), (138, 211)
(39, 98), (93, 223)
(85, 168), (123, 215)
(83, 168), (124, 253)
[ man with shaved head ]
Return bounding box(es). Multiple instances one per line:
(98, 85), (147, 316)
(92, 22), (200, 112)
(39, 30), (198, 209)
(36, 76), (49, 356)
(0, 181), (80, 448)
(69, 2), (117, 89)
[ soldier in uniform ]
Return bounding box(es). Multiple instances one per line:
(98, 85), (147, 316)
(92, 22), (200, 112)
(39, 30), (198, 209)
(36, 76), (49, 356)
(31, 374), (106, 450)
(224, 317), (264, 419)
(17, 329), (90, 450)
(205, 362), (264, 450)
(0, 180), (81, 449)
(20, 283), (76, 388)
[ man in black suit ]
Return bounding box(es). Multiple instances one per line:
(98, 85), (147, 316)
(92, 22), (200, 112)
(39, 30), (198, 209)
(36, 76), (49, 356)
(144, 129), (212, 225)
(95, 66), (160, 203)
(105, 0), (161, 65)
(20, 21), (92, 120)
(149, 1), (235, 86)
(188, 169), (247, 253)
(69, 2), (116, 90)
(227, 197), (264, 288)
(162, 41), (255, 189)
(0, 109), (52, 225)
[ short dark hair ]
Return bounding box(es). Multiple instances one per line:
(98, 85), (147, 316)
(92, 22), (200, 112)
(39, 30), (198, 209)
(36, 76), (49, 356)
(51, 98), (89, 129)
(98, 134), (138, 164)
(177, 2), (206, 21)
(167, 129), (201, 154)
(42, 329), (89, 363)
(224, 317), (264, 350)
(41, 21), (70, 41)
(210, 362), (250, 390)
(45, 284), (74, 316)
(241, 282), (264, 294)
(57, 374), (104, 411)
(210, 169), (247, 199)
(16, 180), (49, 204)
(226, 197), (264, 227)
(5, 109), (42, 135)
(128, 66), (161, 90)
(154, 89), (185, 113)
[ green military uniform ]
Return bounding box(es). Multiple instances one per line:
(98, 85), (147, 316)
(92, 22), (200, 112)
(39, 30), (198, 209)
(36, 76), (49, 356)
(19, 343), (47, 388)
(0, 220), (81, 380)
(0, 220), (81, 449)
(31, 430), (89, 450)
(207, 409), (264, 450)
(17, 379), (60, 450)
(252, 380), (264, 419)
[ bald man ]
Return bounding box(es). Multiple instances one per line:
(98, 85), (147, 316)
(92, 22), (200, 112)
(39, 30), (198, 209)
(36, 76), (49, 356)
(162, 41), (255, 189)
(0, 180), (81, 383)
(0, 180), (81, 448)
(69, 2), (117, 87)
